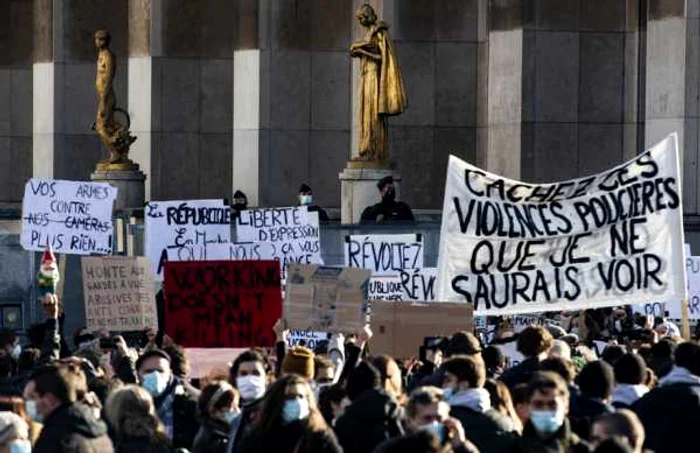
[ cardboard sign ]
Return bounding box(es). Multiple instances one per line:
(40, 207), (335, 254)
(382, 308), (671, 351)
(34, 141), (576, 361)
(494, 340), (524, 369)
(186, 348), (243, 378)
(21, 179), (117, 255)
(236, 207), (322, 280)
(370, 301), (474, 358)
(368, 268), (437, 301)
(145, 199), (232, 280)
(284, 264), (371, 332)
(344, 234), (424, 277)
(163, 260), (282, 348)
(436, 134), (687, 315)
(81, 256), (157, 331)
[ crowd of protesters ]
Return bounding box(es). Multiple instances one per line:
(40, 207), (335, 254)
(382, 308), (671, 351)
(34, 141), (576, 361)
(0, 294), (696, 452)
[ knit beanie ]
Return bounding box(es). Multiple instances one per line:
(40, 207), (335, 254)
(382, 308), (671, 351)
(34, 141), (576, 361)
(281, 346), (315, 380)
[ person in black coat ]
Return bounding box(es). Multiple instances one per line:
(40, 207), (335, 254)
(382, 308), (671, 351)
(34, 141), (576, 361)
(500, 327), (554, 392)
(360, 176), (414, 223)
(334, 360), (404, 453)
(193, 381), (238, 453)
(238, 375), (342, 453)
(443, 355), (517, 452)
(104, 385), (172, 453)
(632, 341), (700, 453)
(569, 361), (615, 440)
(298, 184), (329, 222)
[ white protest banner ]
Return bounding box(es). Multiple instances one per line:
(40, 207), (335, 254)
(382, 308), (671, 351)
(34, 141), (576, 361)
(368, 268), (437, 301)
(205, 242), (276, 261)
(81, 256), (156, 331)
(236, 207), (322, 279)
(436, 134), (686, 315)
(21, 179), (117, 255)
(494, 340), (523, 369)
(633, 256), (700, 319)
(145, 200), (231, 280)
(286, 329), (329, 349)
(344, 234), (423, 276)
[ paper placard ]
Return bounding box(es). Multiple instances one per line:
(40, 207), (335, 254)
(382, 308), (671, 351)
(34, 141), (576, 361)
(284, 264), (371, 332)
(21, 179), (117, 255)
(436, 134), (687, 315)
(344, 234), (423, 277)
(163, 260), (282, 348)
(368, 268), (437, 301)
(236, 207), (322, 280)
(145, 199), (231, 280)
(205, 242), (276, 261)
(369, 300), (474, 358)
(81, 256), (156, 331)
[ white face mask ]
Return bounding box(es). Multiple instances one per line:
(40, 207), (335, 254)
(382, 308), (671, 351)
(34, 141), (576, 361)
(10, 343), (20, 360)
(236, 375), (266, 401)
(299, 194), (313, 206)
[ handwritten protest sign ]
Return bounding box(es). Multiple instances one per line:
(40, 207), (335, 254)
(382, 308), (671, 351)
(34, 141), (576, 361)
(163, 260), (282, 348)
(633, 256), (700, 319)
(285, 264), (371, 332)
(494, 339), (524, 369)
(81, 256), (156, 331)
(370, 301), (474, 358)
(344, 234), (423, 276)
(145, 200), (231, 280)
(368, 268), (437, 301)
(206, 241), (276, 261)
(436, 134), (687, 315)
(21, 179), (117, 255)
(287, 329), (330, 349)
(236, 207), (322, 280)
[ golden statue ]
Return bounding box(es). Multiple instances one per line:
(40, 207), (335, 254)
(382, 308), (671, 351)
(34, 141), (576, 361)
(351, 4), (407, 164)
(93, 30), (137, 171)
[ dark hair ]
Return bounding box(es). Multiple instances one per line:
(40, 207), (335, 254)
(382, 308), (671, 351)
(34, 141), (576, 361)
(382, 430), (442, 453)
(483, 345), (505, 374)
(34, 363), (86, 404)
(614, 354), (647, 385)
(366, 355), (399, 389)
(602, 345), (626, 365)
(512, 383), (529, 406)
(299, 184), (312, 193)
(26, 323), (45, 349)
(675, 341), (700, 376)
(540, 357), (576, 384)
(229, 349), (271, 384)
(318, 384), (346, 425)
(18, 348), (40, 372)
(652, 338), (676, 359)
(407, 386), (444, 419)
(446, 331), (481, 357)
(198, 382), (237, 419)
(376, 175), (393, 190)
(593, 409), (645, 452)
(135, 349), (171, 372)
(578, 360), (614, 400)
(314, 355), (334, 379)
(346, 361), (380, 400)
(526, 372), (569, 402)
(443, 355), (486, 388)
(517, 327), (553, 358)
(255, 374), (327, 435)
(0, 329), (16, 349)
(0, 355), (14, 377)
(163, 345), (189, 379)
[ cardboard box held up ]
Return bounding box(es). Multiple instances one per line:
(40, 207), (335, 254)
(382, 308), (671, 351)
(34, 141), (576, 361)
(285, 264), (371, 332)
(370, 301), (474, 358)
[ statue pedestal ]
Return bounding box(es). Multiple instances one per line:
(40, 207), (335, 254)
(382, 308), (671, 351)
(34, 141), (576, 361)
(90, 169), (147, 210)
(339, 162), (402, 224)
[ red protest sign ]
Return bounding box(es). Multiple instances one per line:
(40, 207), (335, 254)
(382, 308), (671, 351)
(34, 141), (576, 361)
(163, 260), (282, 348)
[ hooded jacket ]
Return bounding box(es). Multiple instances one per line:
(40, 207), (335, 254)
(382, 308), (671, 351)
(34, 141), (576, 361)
(334, 388), (404, 453)
(449, 389), (518, 453)
(633, 367), (700, 453)
(507, 419), (589, 453)
(33, 402), (114, 453)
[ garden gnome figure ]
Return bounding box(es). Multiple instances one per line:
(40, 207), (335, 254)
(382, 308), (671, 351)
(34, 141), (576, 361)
(37, 247), (60, 298)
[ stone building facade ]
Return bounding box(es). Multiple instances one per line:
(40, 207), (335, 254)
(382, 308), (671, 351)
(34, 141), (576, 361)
(1, 0), (699, 220)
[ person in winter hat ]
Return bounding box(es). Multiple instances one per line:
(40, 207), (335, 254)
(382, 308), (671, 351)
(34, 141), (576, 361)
(282, 347), (315, 381)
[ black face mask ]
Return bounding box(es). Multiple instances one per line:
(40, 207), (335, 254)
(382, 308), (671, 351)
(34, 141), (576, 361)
(233, 202), (247, 211)
(383, 187), (396, 203)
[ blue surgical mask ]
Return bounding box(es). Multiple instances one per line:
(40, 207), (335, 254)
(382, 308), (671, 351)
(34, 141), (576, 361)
(282, 398), (310, 423)
(142, 371), (169, 397)
(25, 400), (43, 423)
(419, 421), (445, 443)
(222, 410), (238, 425)
(9, 439), (31, 453)
(529, 410), (565, 434)
(299, 195), (313, 206)
(442, 387), (454, 402)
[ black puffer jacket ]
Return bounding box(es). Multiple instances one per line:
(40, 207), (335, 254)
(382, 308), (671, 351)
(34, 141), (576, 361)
(450, 405), (518, 453)
(33, 402), (114, 453)
(334, 388), (404, 453)
(193, 418), (230, 453)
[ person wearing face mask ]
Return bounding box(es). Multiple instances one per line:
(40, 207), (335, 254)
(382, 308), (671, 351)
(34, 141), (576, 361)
(24, 363), (114, 453)
(227, 349), (273, 453)
(135, 349), (200, 451)
(375, 386), (478, 453)
(360, 176), (414, 224)
(193, 382), (239, 453)
(238, 374), (342, 453)
(298, 184), (329, 222)
(0, 411), (32, 453)
(104, 385), (172, 453)
(443, 356), (517, 453)
(232, 190), (248, 222)
(508, 371), (589, 453)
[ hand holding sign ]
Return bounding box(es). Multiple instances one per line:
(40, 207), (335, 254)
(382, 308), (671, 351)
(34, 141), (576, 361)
(42, 293), (59, 320)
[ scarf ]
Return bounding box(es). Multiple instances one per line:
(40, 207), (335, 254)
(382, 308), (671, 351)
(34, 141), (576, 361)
(611, 384), (648, 406)
(448, 388), (491, 413)
(659, 366), (700, 387)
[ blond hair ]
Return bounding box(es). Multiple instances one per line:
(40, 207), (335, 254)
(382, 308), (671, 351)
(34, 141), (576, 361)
(105, 385), (165, 440)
